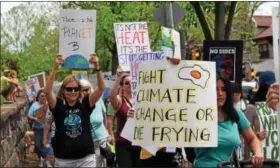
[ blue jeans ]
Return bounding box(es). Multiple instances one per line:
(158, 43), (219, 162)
(34, 128), (52, 158)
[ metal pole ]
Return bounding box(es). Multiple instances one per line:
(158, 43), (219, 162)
(166, 3), (174, 28)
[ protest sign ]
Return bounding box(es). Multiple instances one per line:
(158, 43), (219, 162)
(255, 102), (279, 160)
(72, 70), (88, 79)
(114, 22), (151, 71)
(120, 51), (165, 144)
(35, 104), (49, 124)
(59, 9), (96, 69)
(160, 27), (181, 59)
(25, 77), (41, 101)
(203, 41), (243, 85)
(28, 72), (46, 89)
(132, 60), (217, 147)
(130, 51), (165, 107)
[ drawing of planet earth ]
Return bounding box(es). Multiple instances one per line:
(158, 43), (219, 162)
(62, 54), (89, 69)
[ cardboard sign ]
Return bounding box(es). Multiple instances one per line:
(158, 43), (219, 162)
(114, 22), (151, 71)
(59, 9), (96, 69)
(25, 77), (41, 101)
(120, 51), (165, 143)
(132, 60), (218, 147)
(28, 72), (46, 89)
(35, 104), (48, 124)
(255, 102), (279, 160)
(161, 27), (181, 59)
(203, 40), (243, 85)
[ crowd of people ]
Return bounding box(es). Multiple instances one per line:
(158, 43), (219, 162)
(21, 54), (280, 167)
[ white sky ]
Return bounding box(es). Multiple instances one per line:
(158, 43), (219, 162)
(1, 1), (279, 15)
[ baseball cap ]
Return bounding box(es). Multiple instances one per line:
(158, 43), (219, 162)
(259, 71), (275, 86)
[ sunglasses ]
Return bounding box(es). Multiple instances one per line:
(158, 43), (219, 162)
(82, 88), (90, 92)
(124, 81), (130, 86)
(64, 87), (79, 92)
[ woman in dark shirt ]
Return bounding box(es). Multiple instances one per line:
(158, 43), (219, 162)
(45, 54), (105, 167)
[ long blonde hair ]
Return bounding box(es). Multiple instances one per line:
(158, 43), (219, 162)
(57, 75), (83, 100)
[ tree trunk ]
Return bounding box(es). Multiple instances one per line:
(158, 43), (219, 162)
(215, 2), (225, 40)
(190, 2), (213, 40)
(224, 2), (237, 40)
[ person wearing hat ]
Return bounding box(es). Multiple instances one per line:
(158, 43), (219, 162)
(0, 69), (19, 101)
(266, 82), (279, 111)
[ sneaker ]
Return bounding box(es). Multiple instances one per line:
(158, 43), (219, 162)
(45, 160), (52, 168)
(38, 157), (44, 167)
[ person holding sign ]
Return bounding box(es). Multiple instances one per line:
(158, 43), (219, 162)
(267, 83), (279, 111)
(108, 66), (142, 167)
(27, 89), (52, 167)
(168, 58), (263, 167)
(44, 54), (105, 167)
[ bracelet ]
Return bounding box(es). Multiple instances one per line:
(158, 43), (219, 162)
(92, 68), (101, 73)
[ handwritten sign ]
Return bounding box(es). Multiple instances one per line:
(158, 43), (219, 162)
(132, 60), (218, 147)
(72, 70), (88, 79)
(161, 27), (181, 59)
(256, 102), (279, 160)
(129, 51), (165, 106)
(120, 51), (165, 143)
(59, 9), (96, 69)
(114, 22), (151, 71)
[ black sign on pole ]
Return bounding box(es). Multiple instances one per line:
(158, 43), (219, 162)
(203, 40), (243, 85)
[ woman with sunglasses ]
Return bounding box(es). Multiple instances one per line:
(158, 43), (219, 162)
(108, 66), (142, 167)
(45, 54), (105, 167)
(27, 89), (52, 167)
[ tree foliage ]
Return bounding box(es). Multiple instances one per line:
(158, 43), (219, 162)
(1, 2), (261, 81)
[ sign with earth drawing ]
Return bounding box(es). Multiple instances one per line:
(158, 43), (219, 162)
(59, 9), (96, 69)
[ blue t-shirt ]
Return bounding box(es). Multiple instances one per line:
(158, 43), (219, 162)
(90, 99), (109, 141)
(194, 108), (250, 167)
(28, 102), (45, 129)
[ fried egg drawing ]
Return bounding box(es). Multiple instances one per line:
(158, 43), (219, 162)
(178, 65), (210, 88)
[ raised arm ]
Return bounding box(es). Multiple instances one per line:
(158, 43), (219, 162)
(45, 54), (64, 110)
(108, 66), (123, 112)
(88, 54), (105, 108)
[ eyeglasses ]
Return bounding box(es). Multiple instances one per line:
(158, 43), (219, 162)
(64, 87), (79, 92)
(82, 88), (90, 92)
(124, 81), (130, 86)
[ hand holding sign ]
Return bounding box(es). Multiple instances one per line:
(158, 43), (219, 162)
(266, 83), (279, 111)
(89, 53), (100, 69)
(127, 108), (135, 118)
(56, 54), (64, 66)
(167, 56), (181, 65)
(116, 65), (124, 78)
